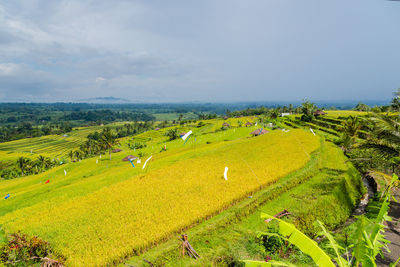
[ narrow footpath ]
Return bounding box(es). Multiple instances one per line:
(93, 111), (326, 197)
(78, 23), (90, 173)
(377, 189), (400, 266)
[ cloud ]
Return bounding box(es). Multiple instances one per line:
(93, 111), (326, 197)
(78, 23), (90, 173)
(95, 77), (106, 83)
(0, 0), (399, 102)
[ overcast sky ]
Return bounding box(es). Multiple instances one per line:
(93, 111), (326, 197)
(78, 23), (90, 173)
(0, 0), (399, 103)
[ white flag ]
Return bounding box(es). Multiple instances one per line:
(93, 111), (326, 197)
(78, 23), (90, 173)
(96, 159), (98, 164)
(181, 130), (192, 141)
(64, 170), (67, 176)
(143, 156), (153, 169)
(137, 159), (141, 164)
(224, 167), (229, 181)
(310, 128), (316, 136)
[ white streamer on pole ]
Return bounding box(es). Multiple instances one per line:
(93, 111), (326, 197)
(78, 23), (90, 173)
(64, 170), (67, 176)
(310, 128), (316, 136)
(224, 167), (229, 181)
(96, 159), (98, 164)
(181, 130), (192, 141)
(143, 156), (153, 169)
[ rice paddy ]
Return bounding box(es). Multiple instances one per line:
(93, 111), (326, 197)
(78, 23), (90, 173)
(0, 123), (319, 266)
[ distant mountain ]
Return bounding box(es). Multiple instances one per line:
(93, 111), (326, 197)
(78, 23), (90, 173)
(77, 97), (132, 104)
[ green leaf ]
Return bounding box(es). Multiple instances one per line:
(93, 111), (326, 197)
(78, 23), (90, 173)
(317, 220), (348, 267)
(260, 213), (335, 267)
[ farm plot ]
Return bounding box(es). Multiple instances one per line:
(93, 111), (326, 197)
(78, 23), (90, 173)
(0, 129), (319, 266)
(0, 135), (84, 157)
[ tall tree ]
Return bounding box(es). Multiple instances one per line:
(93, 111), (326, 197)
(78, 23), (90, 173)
(16, 157), (30, 176)
(300, 100), (317, 122)
(100, 128), (119, 160)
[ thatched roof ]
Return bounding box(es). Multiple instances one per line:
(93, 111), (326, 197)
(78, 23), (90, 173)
(155, 128), (160, 131)
(122, 155), (137, 161)
(250, 128), (269, 136)
(314, 110), (327, 116)
(222, 122), (230, 127)
(112, 149), (123, 153)
(223, 116), (228, 120)
(245, 122), (253, 126)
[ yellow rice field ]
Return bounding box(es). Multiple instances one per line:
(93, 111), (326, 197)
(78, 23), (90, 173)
(0, 129), (319, 266)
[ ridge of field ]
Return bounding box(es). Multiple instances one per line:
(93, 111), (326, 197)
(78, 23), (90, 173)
(123, 140), (364, 266)
(0, 128), (319, 266)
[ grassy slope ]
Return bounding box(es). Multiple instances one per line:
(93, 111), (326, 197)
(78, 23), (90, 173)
(0, 124), (319, 266)
(123, 140), (364, 266)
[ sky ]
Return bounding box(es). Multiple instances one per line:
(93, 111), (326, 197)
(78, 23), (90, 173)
(0, 0), (399, 103)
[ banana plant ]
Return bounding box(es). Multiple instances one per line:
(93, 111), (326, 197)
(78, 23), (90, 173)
(243, 173), (397, 267)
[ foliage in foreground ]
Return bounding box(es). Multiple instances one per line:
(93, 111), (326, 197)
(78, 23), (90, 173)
(0, 232), (64, 266)
(243, 174), (399, 267)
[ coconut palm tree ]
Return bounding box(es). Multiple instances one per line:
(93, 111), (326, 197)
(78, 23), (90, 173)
(17, 157), (30, 176)
(165, 128), (179, 141)
(100, 128), (119, 160)
(359, 112), (400, 173)
(68, 150), (74, 162)
(36, 155), (46, 171)
(300, 100), (317, 122)
(342, 116), (362, 138)
(340, 116), (363, 153)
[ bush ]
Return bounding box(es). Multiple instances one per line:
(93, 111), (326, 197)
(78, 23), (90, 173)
(0, 232), (63, 266)
(128, 142), (147, 150)
(301, 114), (314, 122)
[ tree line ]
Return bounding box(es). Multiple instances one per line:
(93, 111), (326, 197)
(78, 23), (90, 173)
(0, 155), (63, 180)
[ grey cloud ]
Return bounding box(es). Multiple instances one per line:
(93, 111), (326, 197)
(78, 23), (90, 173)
(0, 0), (399, 102)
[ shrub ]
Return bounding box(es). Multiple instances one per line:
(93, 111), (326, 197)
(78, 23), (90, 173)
(0, 232), (63, 266)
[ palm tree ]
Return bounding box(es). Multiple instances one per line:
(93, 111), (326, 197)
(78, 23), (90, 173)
(73, 150), (82, 161)
(340, 116), (363, 153)
(100, 128), (119, 160)
(359, 112), (400, 173)
(36, 155), (46, 171)
(268, 109), (280, 119)
(342, 116), (362, 138)
(300, 100), (317, 122)
(17, 157), (30, 176)
(165, 128), (179, 141)
(68, 150), (74, 162)
(45, 157), (53, 168)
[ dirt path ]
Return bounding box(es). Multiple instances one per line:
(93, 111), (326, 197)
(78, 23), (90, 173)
(377, 189), (400, 266)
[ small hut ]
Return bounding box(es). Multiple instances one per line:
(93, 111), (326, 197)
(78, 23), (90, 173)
(223, 116), (228, 120)
(314, 110), (327, 116)
(112, 149), (122, 153)
(122, 155), (137, 161)
(222, 122), (230, 127)
(250, 128), (269, 136)
(245, 122), (253, 127)
(155, 128), (160, 131)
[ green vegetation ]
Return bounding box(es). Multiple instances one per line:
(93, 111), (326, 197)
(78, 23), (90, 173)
(123, 140), (364, 266)
(0, 96), (398, 266)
